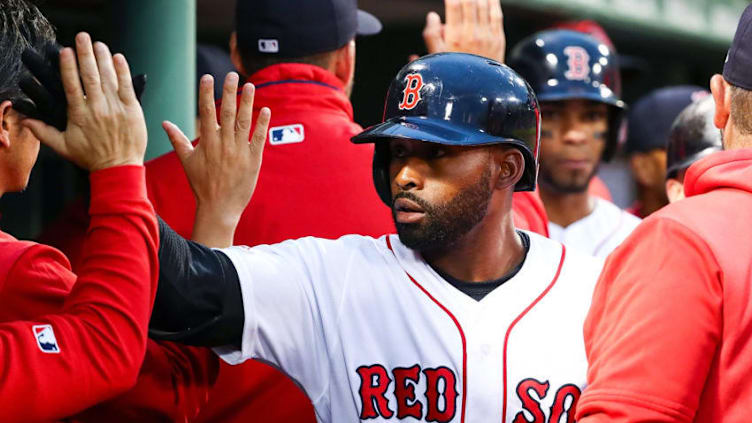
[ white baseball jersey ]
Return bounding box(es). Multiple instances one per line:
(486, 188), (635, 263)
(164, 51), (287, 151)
(548, 197), (641, 258)
(214, 231), (603, 423)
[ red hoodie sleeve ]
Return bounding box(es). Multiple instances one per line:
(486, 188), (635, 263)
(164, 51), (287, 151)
(576, 217), (722, 422)
(71, 340), (218, 422)
(0, 165), (158, 423)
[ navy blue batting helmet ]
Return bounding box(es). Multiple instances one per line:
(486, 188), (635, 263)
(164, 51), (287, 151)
(351, 53), (541, 205)
(508, 29), (626, 161)
(666, 96), (722, 179)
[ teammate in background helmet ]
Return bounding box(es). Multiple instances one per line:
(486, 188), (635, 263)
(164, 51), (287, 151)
(152, 53), (603, 422)
(508, 30), (640, 258)
(664, 95), (722, 203)
(625, 86), (709, 217)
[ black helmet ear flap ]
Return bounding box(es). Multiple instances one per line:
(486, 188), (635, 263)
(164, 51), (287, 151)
(372, 143), (393, 206)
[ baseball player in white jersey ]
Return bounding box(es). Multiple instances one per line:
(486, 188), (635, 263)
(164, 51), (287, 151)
(150, 53), (603, 422)
(546, 198), (640, 258)
(508, 30), (641, 259)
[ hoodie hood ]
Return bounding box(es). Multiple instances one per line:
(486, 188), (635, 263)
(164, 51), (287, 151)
(685, 148), (752, 197)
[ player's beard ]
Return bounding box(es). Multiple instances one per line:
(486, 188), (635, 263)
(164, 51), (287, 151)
(538, 162), (599, 194)
(393, 166), (493, 252)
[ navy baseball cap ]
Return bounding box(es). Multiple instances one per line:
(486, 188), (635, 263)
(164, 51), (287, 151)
(196, 44), (236, 103)
(236, 0), (382, 58)
(724, 3), (752, 90)
(626, 86), (709, 154)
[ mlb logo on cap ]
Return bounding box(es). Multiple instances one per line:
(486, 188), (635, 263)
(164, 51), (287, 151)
(269, 124), (305, 145)
(32, 324), (60, 354)
(258, 39), (279, 53)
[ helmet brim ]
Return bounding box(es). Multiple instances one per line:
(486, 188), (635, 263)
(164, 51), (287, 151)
(352, 116), (516, 146)
(537, 91), (626, 110)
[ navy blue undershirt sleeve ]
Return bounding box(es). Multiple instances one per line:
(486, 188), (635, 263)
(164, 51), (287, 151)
(148, 216), (244, 348)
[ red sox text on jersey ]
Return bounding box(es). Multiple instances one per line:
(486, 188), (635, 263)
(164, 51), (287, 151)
(214, 232), (602, 422)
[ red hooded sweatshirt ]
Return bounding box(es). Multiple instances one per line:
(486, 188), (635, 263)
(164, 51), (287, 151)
(0, 166), (159, 422)
(577, 148), (752, 422)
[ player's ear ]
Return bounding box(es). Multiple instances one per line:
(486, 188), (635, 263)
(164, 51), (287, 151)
(710, 74), (731, 130)
(629, 153), (654, 186)
(333, 38), (355, 86)
(229, 32), (248, 77)
(494, 146), (524, 190)
(0, 100), (14, 149)
(665, 178), (685, 203)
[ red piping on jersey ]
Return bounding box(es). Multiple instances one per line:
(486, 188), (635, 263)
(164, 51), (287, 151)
(386, 236), (467, 423)
(501, 245), (566, 423)
(592, 209), (625, 257)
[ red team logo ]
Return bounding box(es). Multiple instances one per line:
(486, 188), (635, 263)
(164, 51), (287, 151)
(398, 73), (424, 110)
(563, 46), (590, 81)
(357, 364), (458, 422)
(513, 378), (581, 423)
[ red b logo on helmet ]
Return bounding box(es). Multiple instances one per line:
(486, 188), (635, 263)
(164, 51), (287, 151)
(563, 46), (590, 81)
(399, 74), (424, 110)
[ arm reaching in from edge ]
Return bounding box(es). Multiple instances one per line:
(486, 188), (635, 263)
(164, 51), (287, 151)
(149, 72), (271, 347)
(414, 0), (505, 63)
(162, 72), (271, 248)
(0, 33), (158, 422)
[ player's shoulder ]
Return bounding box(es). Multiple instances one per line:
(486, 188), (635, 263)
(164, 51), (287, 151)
(525, 230), (604, 277)
(593, 197), (642, 233)
(225, 233), (391, 261)
(0, 238), (71, 285)
(0, 233), (59, 265)
(595, 197), (639, 220)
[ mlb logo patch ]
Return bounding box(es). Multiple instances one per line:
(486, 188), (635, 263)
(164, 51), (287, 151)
(258, 39), (279, 53)
(269, 124), (305, 145)
(32, 324), (60, 354)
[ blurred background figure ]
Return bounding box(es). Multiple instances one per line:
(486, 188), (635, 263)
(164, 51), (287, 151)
(625, 85), (709, 217)
(665, 95), (722, 203)
(508, 29), (641, 258)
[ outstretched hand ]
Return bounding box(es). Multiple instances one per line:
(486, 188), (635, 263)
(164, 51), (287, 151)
(419, 0), (505, 63)
(162, 72), (271, 247)
(21, 33), (147, 171)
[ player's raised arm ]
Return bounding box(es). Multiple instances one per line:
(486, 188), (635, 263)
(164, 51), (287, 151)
(420, 0), (505, 63)
(149, 72), (271, 346)
(162, 72), (271, 248)
(0, 33), (158, 422)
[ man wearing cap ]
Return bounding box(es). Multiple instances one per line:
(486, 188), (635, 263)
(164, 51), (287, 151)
(624, 86), (709, 218)
(145, 0), (391, 421)
(577, 5), (752, 421)
(664, 96), (722, 203)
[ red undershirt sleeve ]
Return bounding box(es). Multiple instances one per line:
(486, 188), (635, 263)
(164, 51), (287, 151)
(576, 217), (722, 423)
(0, 165), (159, 423)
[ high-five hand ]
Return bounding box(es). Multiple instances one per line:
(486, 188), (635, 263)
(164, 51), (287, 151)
(422, 0), (505, 63)
(162, 72), (271, 247)
(21, 33), (147, 171)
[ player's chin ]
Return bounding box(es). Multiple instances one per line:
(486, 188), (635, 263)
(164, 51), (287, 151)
(396, 227), (432, 250)
(547, 171), (592, 193)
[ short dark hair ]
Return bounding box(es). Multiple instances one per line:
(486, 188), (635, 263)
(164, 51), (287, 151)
(0, 0), (56, 102)
(730, 84), (752, 135)
(238, 49), (337, 78)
